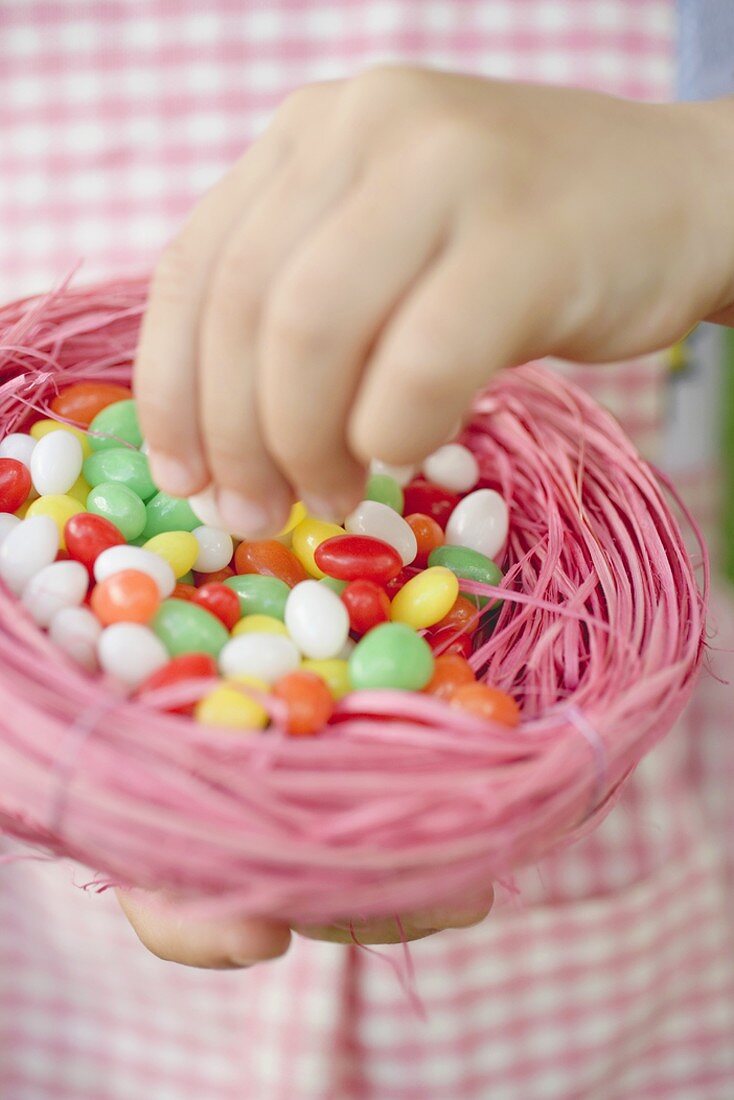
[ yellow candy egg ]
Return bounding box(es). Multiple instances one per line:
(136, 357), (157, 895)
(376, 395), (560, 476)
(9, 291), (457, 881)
(232, 614), (289, 637)
(30, 419), (92, 459)
(390, 566), (459, 629)
(278, 500), (307, 536)
(195, 678), (269, 730)
(67, 474), (91, 506)
(26, 493), (85, 548)
(291, 518), (345, 579)
(300, 658), (351, 701)
(143, 531), (199, 579)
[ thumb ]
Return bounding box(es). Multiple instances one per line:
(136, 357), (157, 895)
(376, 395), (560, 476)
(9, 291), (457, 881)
(117, 888), (292, 970)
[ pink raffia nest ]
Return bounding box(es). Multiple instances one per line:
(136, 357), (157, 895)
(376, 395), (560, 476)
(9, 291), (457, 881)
(0, 279), (707, 922)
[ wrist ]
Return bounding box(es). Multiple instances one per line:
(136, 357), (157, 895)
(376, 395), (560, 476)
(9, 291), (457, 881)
(675, 97), (734, 324)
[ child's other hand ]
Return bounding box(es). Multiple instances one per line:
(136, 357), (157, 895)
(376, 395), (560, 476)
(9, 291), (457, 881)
(135, 68), (734, 536)
(118, 885), (494, 968)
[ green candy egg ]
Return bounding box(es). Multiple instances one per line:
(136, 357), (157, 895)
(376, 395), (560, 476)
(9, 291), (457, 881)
(88, 399), (142, 452)
(427, 544), (502, 608)
(349, 622), (434, 691)
(142, 491), (200, 540)
(224, 574), (290, 621)
(152, 599), (229, 658)
(179, 570), (195, 585)
(83, 447), (156, 501)
(366, 473), (404, 515)
(86, 481), (146, 541)
(319, 576), (348, 595)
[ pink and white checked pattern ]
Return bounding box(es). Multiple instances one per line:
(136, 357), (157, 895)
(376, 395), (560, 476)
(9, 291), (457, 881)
(2, 3), (734, 1098)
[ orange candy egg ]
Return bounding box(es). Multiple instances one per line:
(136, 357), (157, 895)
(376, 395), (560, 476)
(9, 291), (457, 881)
(424, 654), (476, 700)
(405, 512), (444, 568)
(235, 539), (308, 587)
(50, 381), (133, 427)
(172, 582), (197, 602)
(272, 670), (334, 736)
(451, 682), (521, 727)
(91, 569), (161, 625)
(434, 594), (482, 633)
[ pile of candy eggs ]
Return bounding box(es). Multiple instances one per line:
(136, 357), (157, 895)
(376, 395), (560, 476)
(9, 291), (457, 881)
(0, 382), (521, 736)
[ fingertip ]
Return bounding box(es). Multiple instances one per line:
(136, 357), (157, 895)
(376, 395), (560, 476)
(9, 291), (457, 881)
(226, 918), (292, 967)
(148, 451), (209, 499)
(217, 487), (292, 540)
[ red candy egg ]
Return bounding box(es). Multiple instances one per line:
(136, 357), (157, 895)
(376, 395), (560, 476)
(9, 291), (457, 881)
(0, 457), (31, 513)
(50, 381), (133, 427)
(384, 566), (419, 598)
(402, 479), (460, 531)
(426, 626), (473, 659)
(235, 539), (308, 587)
(405, 512), (444, 568)
(272, 670), (334, 736)
(314, 534), (402, 584)
(65, 512), (126, 572)
(195, 564), (234, 586)
(193, 582), (241, 631)
(136, 652), (219, 715)
(91, 569), (160, 625)
(341, 579), (391, 636)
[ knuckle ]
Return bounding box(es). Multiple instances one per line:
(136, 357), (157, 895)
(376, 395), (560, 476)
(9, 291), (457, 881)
(391, 348), (455, 404)
(205, 429), (259, 475)
(264, 278), (333, 359)
(275, 80), (335, 129)
(208, 239), (264, 326)
(150, 237), (196, 309)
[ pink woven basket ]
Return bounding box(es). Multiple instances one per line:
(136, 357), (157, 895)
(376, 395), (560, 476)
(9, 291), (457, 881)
(0, 279), (707, 923)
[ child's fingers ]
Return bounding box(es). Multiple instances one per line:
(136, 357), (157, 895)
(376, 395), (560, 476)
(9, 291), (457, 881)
(134, 135), (286, 499)
(293, 884), (495, 944)
(117, 888), (292, 969)
(198, 158), (357, 535)
(349, 225), (552, 464)
(258, 168), (447, 519)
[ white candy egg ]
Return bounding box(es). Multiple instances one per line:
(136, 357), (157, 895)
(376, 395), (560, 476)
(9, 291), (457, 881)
(219, 633), (300, 683)
(0, 515), (59, 595)
(49, 606), (102, 672)
(94, 545), (175, 598)
(422, 444), (480, 494)
(0, 432), (36, 468)
(285, 579), (350, 660)
(192, 526), (234, 573)
(22, 559), (88, 627)
(98, 623), (169, 688)
(337, 636), (356, 660)
(0, 513), (20, 547)
(369, 459), (416, 488)
(445, 488), (509, 560)
(345, 500), (417, 566)
(189, 485), (225, 529)
(30, 429), (83, 496)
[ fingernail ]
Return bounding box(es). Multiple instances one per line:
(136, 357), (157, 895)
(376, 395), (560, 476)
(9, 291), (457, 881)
(148, 453), (202, 498)
(302, 494), (358, 524)
(218, 490), (272, 538)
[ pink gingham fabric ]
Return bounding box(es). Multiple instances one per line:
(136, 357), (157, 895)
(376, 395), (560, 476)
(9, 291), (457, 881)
(2, 3), (734, 1098)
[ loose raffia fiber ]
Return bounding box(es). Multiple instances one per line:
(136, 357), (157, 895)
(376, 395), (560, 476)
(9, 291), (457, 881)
(0, 278), (707, 923)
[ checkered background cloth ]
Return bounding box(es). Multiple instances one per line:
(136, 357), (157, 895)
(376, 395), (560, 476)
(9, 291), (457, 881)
(1, 3), (734, 1097)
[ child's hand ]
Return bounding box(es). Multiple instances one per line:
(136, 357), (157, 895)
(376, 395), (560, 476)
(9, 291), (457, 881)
(118, 885), (495, 968)
(135, 68), (734, 536)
